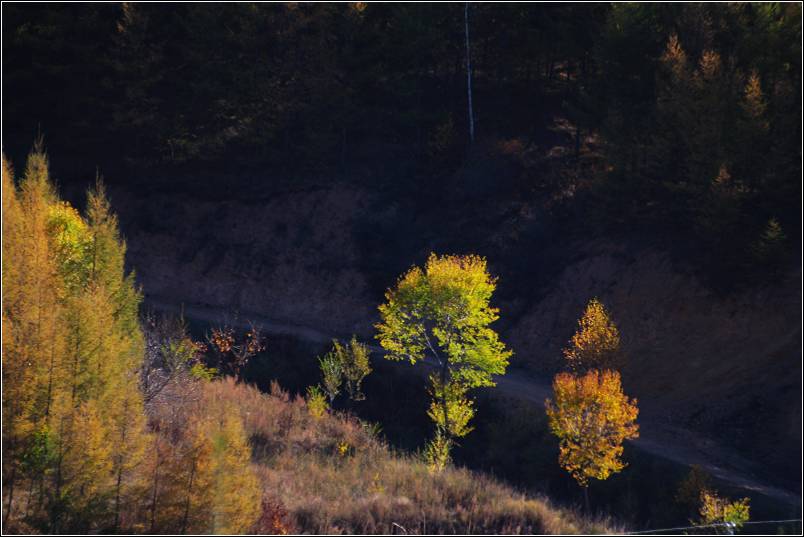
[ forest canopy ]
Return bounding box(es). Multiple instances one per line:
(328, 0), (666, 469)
(2, 2), (800, 276)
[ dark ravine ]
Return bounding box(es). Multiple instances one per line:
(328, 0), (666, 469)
(145, 296), (802, 510)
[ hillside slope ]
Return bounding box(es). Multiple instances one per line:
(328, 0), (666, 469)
(203, 377), (613, 534)
(507, 241), (801, 486)
(111, 179), (800, 492)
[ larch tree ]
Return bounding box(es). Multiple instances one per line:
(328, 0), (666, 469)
(2, 146), (149, 532)
(2, 148), (65, 526)
(545, 369), (639, 510)
(376, 253), (511, 464)
(207, 411), (261, 534)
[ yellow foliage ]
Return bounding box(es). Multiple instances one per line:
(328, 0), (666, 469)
(2, 148), (147, 531)
(208, 411), (262, 534)
(47, 201), (92, 293)
(427, 377), (475, 438)
(423, 430), (452, 473)
(58, 400), (114, 509)
(699, 489), (750, 531)
(306, 385), (329, 419)
(563, 298), (621, 372)
(376, 253), (511, 442)
(333, 336), (372, 401)
(545, 370), (639, 488)
(336, 441), (352, 458)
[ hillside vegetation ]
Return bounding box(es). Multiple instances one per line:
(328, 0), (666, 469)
(208, 377), (613, 534)
(2, 2), (801, 534)
(1, 148), (611, 534)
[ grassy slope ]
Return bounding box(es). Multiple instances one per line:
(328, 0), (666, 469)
(203, 378), (615, 534)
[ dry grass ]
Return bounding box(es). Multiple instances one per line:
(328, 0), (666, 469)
(203, 378), (616, 534)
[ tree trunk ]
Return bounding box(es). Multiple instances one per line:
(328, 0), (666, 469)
(464, 2), (475, 144)
(113, 467), (123, 532)
(3, 465), (17, 526)
(179, 458), (197, 534)
(149, 457), (161, 533)
(440, 358), (451, 438)
(583, 485), (590, 513)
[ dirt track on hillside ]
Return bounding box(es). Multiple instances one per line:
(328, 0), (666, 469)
(145, 297), (802, 510)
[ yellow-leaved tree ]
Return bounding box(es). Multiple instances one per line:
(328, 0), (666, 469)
(2, 146), (148, 532)
(563, 298), (622, 372)
(699, 489), (750, 533)
(207, 409), (262, 534)
(545, 370), (639, 510)
(376, 253), (511, 468)
(3, 145), (262, 534)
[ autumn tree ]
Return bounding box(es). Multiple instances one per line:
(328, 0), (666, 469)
(376, 253), (511, 464)
(205, 321), (265, 379)
(141, 386), (261, 534)
(317, 336), (372, 404)
(206, 408), (261, 534)
(675, 465), (713, 520)
(545, 370), (639, 510)
(318, 351), (343, 404)
(563, 298), (622, 372)
(698, 489), (750, 534)
(2, 146), (148, 532)
(3, 145), (265, 533)
(335, 337), (372, 402)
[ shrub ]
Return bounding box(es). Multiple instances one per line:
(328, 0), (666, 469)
(306, 385), (329, 419)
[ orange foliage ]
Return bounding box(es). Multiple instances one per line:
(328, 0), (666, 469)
(545, 370), (639, 488)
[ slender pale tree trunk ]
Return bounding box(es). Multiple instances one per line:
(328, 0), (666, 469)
(465, 2), (475, 144)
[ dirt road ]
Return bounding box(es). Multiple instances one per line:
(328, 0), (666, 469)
(145, 297), (802, 509)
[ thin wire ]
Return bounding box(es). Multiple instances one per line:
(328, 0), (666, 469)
(741, 519), (803, 525)
(626, 518), (802, 535)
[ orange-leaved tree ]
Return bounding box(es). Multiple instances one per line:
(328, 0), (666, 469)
(545, 369), (639, 510)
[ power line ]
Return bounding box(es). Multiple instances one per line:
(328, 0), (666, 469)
(626, 518), (802, 535)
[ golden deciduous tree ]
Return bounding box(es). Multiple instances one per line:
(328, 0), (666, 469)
(376, 253), (511, 460)
(3, 149), (66, 526)
(317, 336), (372, 404)
(426, 376), (475, 439)
(207, 410), (261, 534)
(563, 298), (621, 372)
(3, 146), (263, 534)
(334, 336), (372, 402)
(2, 147), (148, 532)
(698, 489), (750, 533)
(545, 370), (639, 507)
